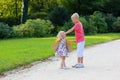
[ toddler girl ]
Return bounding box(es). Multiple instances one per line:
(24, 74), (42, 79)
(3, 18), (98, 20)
(53, 31), (72, 69)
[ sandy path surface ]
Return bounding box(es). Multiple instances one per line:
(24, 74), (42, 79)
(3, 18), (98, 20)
(1, 39), (120, 80)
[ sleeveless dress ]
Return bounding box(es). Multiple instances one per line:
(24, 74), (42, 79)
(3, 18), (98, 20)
(55, 39), (68, 57)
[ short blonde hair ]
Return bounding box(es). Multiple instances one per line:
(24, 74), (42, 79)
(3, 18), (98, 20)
(71, 13), (79, 19)
(57, 31), (65, 39)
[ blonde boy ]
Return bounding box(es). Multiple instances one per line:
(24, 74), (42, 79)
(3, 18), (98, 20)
(65, 13), (85, 68)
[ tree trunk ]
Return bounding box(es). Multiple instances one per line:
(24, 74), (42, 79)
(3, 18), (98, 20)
(21, 0), (28, 24)
(15, 0), (18, 18)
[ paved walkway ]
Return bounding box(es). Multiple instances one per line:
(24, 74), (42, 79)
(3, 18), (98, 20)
(1, 39), (120, 80)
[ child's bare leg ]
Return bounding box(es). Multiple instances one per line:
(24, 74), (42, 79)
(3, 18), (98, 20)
(78, 57), (83, 63)
(60, 57), (63, 68)
(62, 56), (66, 67)
(60, 56), (64, 68)
(60, 56), (66, 68)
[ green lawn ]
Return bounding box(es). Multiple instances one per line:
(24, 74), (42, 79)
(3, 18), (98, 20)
(0, 33), (120, 74)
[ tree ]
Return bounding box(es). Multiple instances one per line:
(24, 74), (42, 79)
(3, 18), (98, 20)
(49, 7), (70, 26)
(102, 0), (120, 16)
(90, 11), (108, 33)
(112, 17), (120, 32)
(21, 0), (29, 23)
(0, 0), (22, 18)
(29, 0), (59, 19)
(105, 14), (116, 32)
(60, 0), (104, 15)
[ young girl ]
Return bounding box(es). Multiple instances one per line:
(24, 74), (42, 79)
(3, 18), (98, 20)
(52, 31), (73, 69)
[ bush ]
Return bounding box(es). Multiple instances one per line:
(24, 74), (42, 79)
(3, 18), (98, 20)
(13, 19), (54, 38)
(0, 17), (20, 27)
(49, 7), (70, 26)
(62, 11), (108, 35)
(112, 17), (120, 32)
(28, 12), (48, 19)
(90, 11), (108, 33)
(62, 17), (97, 35)
(0, 23), (13, 39)
(105, 14), (117, 32)
(56, 21), (74, 35)
(13, 24), (34, 37)
(63, 16), (97, 35)
(63, 21), (74, 31)
(80, 17), (97, 35)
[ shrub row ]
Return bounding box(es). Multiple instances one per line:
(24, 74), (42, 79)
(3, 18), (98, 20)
(0, 11), (120, 39)
(0, 23), (13, 38)
(62, 11), (120, 35)
(13, 19), (54, 38)
(0, 19), (54, 39)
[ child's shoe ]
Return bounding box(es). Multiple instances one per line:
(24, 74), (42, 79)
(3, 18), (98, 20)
(72, 63), (84, 68)
(60, 66), (70, 70)
(63, 66), (70, 70)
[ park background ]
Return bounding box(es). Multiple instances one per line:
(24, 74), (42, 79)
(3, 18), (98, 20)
(0, 0), (120, 75)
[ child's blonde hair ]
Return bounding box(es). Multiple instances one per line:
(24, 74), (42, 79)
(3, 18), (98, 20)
(57, 31), (65, 39)
(71, 13), (79, 19)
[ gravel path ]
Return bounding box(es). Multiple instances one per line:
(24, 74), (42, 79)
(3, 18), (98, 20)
(1, 39), (120, 80)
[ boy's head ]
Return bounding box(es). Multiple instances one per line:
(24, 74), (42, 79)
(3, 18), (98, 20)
(71, 13), (79, 23)
(57, 31), (66, 39)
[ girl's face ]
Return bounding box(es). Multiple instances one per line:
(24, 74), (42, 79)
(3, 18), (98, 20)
(61, 33), (66, 39)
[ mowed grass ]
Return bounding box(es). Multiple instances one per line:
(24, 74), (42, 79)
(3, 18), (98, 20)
(0, 33), (120, 74)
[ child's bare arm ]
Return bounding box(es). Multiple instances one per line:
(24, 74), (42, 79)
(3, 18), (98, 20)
(65, 27), (74, 35)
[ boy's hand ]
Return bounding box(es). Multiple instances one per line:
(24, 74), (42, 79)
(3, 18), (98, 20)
(64, 32), (67, 35)
(65, 27), (74, 35)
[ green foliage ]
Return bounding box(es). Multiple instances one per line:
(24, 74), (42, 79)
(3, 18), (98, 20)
(13, 19), (54, 37)
(80, 17), (97, 35)
(49, 7), (70, 26)
(0, 0), (119, 36)
(28, 12), (47, 19)
(43, 0), (59, 12)
(0, 23), (13, 38)
(63, 20), (74, 31)
(112, 17), (120, 32)
(103, 0), (120, 16)
(60, 0), (104, 15)
(105, 14), (117, 32)
(0, 0), (22, 17)
(56, 21), (74, 35)
(90, 11), (108, 33)
(1, 0), (120, 28)
(29, 0), (59, 19)
(0, 17), (20, 27)
(13, 24), (34, 37)
(62, 11), (108, 35)
(79, 11), (108, 34)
